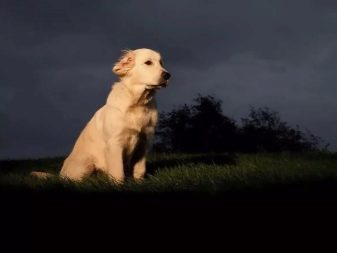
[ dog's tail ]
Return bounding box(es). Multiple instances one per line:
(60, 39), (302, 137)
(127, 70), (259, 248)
(30, 171), (55, 179)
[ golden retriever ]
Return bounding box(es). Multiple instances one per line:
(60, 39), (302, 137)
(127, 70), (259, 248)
(32, 48), (170, 182)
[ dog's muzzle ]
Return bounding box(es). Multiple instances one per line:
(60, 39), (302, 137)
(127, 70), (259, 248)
(158, 71), (171, 87)
(162, 71), (171, 80)
(146, 71), (171, 89)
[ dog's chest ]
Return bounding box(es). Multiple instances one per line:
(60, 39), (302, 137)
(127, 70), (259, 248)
(122, 105), (157, 154)
(126, 105), (157, 133)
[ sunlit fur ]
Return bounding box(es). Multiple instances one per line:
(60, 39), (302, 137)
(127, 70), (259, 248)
(58, 48), (169, 182)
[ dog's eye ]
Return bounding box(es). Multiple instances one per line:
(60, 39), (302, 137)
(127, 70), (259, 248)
(145, 60), (153, 65)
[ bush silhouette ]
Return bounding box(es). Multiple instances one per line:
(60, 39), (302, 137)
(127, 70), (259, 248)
(240, 106), (321, 152)
(156, 95), (238, 152)
(154, 95), (323, 153)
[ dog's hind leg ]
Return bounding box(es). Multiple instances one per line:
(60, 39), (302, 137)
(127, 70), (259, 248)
(59, 155), (95, 181)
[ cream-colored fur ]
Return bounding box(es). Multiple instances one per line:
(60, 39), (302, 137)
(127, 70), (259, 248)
(34, 48), (170, 182)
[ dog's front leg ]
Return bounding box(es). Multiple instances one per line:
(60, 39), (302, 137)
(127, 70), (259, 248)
(133, 156), (146, 180)
(105, 143), (124, 183)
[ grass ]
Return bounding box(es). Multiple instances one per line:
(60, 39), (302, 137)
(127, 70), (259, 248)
(3, 152), (337, 246)
(1, 152), (337, 197)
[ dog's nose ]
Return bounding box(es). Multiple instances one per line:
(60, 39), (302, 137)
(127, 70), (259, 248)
(162, 71), (171, 80)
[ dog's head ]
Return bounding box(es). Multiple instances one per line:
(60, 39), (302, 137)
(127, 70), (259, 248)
(112, 48), (171, 89)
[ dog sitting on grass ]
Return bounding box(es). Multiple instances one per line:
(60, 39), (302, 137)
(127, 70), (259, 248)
(31, 48), (170, 182)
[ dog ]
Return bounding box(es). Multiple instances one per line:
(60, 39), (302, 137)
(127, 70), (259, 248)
(32, 48), (170, 182)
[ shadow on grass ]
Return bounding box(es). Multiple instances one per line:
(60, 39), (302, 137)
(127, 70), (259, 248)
(146, 152), (237, 176)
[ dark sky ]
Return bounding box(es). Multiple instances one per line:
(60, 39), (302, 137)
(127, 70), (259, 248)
(1, 0), (337, 159)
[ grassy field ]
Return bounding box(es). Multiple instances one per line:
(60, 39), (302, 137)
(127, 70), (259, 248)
(2, 152), (336, 248)
(1, 152), (337, 197)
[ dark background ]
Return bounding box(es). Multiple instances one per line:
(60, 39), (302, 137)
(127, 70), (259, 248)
(1, 0), (337, 159)
(1, 2), (337, 248)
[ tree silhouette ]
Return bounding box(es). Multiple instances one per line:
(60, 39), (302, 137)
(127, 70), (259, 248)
(156, 95), (238, 152)
(155, 95), (323, 153)
(240, 106), (320, 152)
(157, 104), (194, 152)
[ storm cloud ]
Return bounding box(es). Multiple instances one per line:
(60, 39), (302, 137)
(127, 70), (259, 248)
(1, 0), (337, 158)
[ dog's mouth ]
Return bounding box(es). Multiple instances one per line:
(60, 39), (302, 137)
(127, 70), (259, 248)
(158, 81), (168, 87)
(146, 81), (168, 89)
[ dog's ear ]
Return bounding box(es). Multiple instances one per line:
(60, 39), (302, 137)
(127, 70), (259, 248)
(112, 50), (135, 76)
